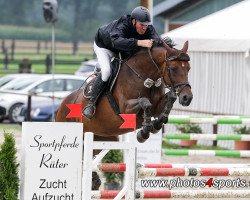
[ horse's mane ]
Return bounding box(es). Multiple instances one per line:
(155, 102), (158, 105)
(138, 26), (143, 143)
(124, 40), (190, 62)
(168, 51), (190, 61)
(154, 39), (190, 61)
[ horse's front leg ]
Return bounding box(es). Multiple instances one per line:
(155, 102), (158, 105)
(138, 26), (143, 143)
(137, 97), (154, 143)
(152, 91), (177, 133)
(124, 97), (153, 143)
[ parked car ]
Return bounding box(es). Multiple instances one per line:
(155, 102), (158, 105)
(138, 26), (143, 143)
(0, 75), (16, 88)
(75, 59), (100, 76)
(0, 74), (85, 123)
(0, 74), (41, 89)
(17, 99), (62, 122)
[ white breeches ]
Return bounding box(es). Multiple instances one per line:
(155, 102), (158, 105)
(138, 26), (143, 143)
(94, 42), (116, 82)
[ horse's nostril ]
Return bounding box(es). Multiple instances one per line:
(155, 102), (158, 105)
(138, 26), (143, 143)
(183, 95), (188, 101)
(182, 95), (190, 104)
(180, 94), (193, 106)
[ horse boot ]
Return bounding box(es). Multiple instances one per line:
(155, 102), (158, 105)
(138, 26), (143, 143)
(82, 74), (107, 119)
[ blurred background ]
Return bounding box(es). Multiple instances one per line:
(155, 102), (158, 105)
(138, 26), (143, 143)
(0, 0), (243, 76)
(0, 0), (168, 77)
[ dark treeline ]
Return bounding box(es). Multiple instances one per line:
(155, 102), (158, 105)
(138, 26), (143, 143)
(0, 0), (165, 43)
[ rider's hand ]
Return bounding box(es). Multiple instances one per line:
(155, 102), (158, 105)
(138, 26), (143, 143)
(137, 39), (153, 48)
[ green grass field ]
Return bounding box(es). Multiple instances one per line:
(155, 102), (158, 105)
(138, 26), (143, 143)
(0, 53), (90, 61)
(0, 39), (95, 77)
(0, 53), (95, 77)
(0, 63), (81, 76)
(0, 124), (21, 134)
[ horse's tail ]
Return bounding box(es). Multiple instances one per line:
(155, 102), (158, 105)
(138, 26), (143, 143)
(56, 96), (70, 122)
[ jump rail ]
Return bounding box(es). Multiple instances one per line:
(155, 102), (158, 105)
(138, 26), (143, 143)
(95, 164), (250, 177)
(83, 132), (250, 199)
(163, 149), (250, 157)
(168, 115), (250, 124)
(164, 134), (250, 141)
(137, 167), (250, 178)
(95, 163), (250, 172)
(92, 190), (250, 199)
(82, 132), (136, 200)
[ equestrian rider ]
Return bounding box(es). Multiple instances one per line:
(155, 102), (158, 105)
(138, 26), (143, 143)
(82, 6), (161, 119)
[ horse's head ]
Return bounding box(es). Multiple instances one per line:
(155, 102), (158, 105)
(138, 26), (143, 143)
(161, 41), (193, 106)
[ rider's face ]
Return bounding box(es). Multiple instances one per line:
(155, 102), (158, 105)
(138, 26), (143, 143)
(132, 19), (148, 35)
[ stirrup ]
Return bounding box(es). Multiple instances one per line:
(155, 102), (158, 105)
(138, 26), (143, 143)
(82, 104), (96, 119)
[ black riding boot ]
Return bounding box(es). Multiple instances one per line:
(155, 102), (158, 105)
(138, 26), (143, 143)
(82, 75), (107, 119)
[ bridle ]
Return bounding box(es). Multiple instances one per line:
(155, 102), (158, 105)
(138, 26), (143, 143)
(124, 46), (191, 95)
(163, 54), (191, 95)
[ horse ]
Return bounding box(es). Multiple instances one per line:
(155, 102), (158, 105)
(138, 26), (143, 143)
(56, 41), (192, 142)
(56, 41), (192, 189)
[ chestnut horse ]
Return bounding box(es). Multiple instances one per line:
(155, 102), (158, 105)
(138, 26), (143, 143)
(56, 41), (192, 143)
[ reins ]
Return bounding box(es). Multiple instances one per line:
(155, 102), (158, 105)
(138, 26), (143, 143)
(124, 45), (191, 93)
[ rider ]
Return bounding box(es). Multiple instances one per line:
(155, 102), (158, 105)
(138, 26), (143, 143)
(82, 6), (163, 119)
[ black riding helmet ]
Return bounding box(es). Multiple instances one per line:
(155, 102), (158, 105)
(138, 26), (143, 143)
(131, 6), (151, 25)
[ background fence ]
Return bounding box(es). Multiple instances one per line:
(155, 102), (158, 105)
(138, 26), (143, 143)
(0, 39), (95, 76)
(164, 109), (246, 150)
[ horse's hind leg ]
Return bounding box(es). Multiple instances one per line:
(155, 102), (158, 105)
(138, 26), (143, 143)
(92, 171), (101, 190)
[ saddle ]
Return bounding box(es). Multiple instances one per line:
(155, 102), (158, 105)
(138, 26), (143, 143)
(83, 57), (122, 114)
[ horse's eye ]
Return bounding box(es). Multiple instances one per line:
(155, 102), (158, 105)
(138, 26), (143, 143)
(170, 66), (178, 71)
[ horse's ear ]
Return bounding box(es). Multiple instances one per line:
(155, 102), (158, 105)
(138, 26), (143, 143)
(181, 41), (189, 53)
(162, 40), (175, 56)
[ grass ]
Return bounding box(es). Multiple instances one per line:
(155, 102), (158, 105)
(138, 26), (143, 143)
(0, 39), (95, 77)
(0, 53), (95, 77)
(162, 141), (229, 150)
(11, 50), (95, 56)
(1, 54), (87, 61)
(0, 124), (21, 134)
(1, 52), (94, 60)
(0, 63), (81, 76)
(0, 52), (93, 61)
(0, 24), (70, 41)
(0, 124), (21, 146)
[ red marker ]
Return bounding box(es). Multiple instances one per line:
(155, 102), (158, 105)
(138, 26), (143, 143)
(66, 104), (82, 119)
(119, 114), (136, 133)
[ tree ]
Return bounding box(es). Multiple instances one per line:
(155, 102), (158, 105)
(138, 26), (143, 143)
(71, 0), (82, 54)
(59, 0), (102, 48)
(0, 0), (166, 41)
(108, 0), (133, 19)
(0, 0), (34, 25)
(0, 133), (19, 200)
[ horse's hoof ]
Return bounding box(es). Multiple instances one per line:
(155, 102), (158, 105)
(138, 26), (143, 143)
(137, 130), (150, 143)
(151, 127), (161, 134)
(163, 117), (169, 124)
(92, 172), (101, 190)
(151, 120), (162, 134)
